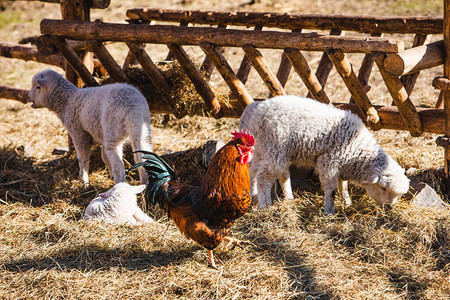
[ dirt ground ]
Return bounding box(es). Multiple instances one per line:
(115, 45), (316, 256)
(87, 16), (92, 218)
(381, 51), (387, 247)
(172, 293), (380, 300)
(0, 0), (449, 299)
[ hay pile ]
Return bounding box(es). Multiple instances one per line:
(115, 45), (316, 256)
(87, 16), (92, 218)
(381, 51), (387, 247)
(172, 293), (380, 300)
(101, 63), (231, 118)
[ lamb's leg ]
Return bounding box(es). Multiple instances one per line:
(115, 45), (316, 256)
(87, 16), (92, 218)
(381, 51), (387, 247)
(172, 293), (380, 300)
(278, 168), (294, 199)
(71, 132), (93, 184)
(130, 122), (152, 184)
(249, 162), (259, 204)
(101, 147), (113, 180)
(133, 207), (155, 224)
(256, 169), (276, 208)
(338, 179), (351, 207)
(103, 142), (125, 183)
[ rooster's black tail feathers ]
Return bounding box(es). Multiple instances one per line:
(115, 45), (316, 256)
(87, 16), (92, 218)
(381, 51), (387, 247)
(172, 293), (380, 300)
(129, 151), (177, 210)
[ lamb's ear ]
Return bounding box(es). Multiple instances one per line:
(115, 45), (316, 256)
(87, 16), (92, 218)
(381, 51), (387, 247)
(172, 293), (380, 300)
(36, 78), (49, 88)
(100, 189), (113, 199)
(365, 174), (379, 184)
(133, 184), (146, 194)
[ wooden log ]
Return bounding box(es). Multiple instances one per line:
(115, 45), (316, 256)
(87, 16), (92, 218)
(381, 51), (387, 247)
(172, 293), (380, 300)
(0, 86), (29, 103)
(36, 35), (96, 56)
(146, 99), (445, 134)
(200, 24), (226, 80)
(0, 42), (65, 69)
(383, 40), (444, 76)
(442, 0), (450, 191)
(199, 42), (253, 112)
(374, 53), (423, 137)
(400, 34), (431, 97)
(87, 40), (128, 82)
(165, 21), (188, 61)
(236, 25), (263, 84)
(276, 29), (302, 87)
(436, 91), (444, 109)
(284, 48), (331, 105)
(350, 33), (382, 104)
(167, 43), (223, 118)
(433, 76), (450, 91)
(49, 36), (98, 86)
(126, 8), (443, 34)
(126, 42), (173, 99)
(40, 20), (405, 53)
(307, 28), (342, 99)
(327, 49), (381, 130)
(242, 44), (286, 97)
(15, 0), (110, 9)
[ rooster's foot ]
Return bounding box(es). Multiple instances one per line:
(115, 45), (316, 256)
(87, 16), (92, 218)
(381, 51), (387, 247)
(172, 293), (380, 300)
(223, 237), (253, 250)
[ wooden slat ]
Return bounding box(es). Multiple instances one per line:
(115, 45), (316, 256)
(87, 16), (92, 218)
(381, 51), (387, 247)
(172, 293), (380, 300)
(306, 29), (342, 98)
(443, 0), (450, 190)
(0, 85), (29, 103)
(199, 42), (253, 111)
(349, 33), (383, 104)
(276, 29), (302, 87)
(165, 21), (188, 61)
(49, 36), (98, 86)
(284, 48), (331, 105)
(327, 49), (380, 130)
(242, 44), (286, 97)
(200, 24), (227, 80)
(127, 8), (443, 34)
(126, 42), (176, 110)
(236, 25), (263, 84)
(167, 43), (223, 118)
(40, 20), (405, 54)
(87, 40), (128, 82)
(0, 42), (66, 69)
(400, 34), (432, 96)
(374, 53), (423, 137)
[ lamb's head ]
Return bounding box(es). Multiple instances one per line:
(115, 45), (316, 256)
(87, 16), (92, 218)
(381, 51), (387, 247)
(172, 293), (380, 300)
(363, 156), (410, 207)
(100, 182), (146, 202)
(28, 69), (62, 108)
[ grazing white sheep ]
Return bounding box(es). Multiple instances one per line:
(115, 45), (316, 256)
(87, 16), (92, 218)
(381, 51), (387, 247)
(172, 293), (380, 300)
(28, 69), (152, 184)
(83, 182), (155, 225)
(239, 95), (410, 215)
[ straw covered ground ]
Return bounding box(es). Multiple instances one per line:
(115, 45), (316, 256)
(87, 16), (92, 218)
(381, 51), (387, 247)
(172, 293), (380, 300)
(0, 0), (449, 299)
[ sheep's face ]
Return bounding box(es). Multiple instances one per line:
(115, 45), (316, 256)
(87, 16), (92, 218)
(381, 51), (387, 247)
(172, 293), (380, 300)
(365, 182), (403, 207)
(28, 71), (54, 108)
(364, 161), (410, 207)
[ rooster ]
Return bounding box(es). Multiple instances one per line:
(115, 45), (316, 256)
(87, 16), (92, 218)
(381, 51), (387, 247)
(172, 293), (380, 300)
(130, 129), (255, 268)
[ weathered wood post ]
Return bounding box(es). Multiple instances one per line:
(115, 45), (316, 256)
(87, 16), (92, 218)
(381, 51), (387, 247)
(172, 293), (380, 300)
(443, 0), (450, 191)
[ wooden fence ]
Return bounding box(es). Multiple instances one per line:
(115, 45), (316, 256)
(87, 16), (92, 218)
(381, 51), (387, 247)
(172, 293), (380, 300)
(2, 2), (450, 188)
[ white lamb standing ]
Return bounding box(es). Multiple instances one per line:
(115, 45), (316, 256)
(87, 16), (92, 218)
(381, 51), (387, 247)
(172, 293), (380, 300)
(239, 95), (410, 215)
(28, 69), (152, 184)
(83, 182), (155, 225)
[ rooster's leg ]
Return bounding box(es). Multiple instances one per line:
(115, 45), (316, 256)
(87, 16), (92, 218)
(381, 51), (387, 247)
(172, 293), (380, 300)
(208, 250), (217, 269)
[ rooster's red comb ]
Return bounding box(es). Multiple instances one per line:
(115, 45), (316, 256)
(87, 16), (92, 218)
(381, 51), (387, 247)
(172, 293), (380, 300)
(232, 129), (255, 146)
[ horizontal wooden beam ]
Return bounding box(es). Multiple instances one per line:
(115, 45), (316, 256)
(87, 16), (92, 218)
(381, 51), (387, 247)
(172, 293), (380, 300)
(0, 86), (29, 103)
(0, 42), (65, 68)
(126, 8), (443, 34)
(383, 40), (444, 76)
(40, 19), (404, 53)
(13, 0), (110, 9)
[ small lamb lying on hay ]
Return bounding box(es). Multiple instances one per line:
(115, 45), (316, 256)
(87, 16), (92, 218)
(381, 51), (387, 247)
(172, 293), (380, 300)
(83, 182), (155, 225)
(239, 95), (410, 215)
(28, 69), (153, 184)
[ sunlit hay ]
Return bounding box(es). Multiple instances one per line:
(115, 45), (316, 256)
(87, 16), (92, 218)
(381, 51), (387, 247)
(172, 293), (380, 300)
(100, 63), (231, 118)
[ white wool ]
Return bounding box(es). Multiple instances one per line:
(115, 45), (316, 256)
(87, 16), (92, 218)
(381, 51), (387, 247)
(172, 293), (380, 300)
(83, 182), (155, 225)
(239, 95), (410, 214)
(28, 69), (152, 184)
